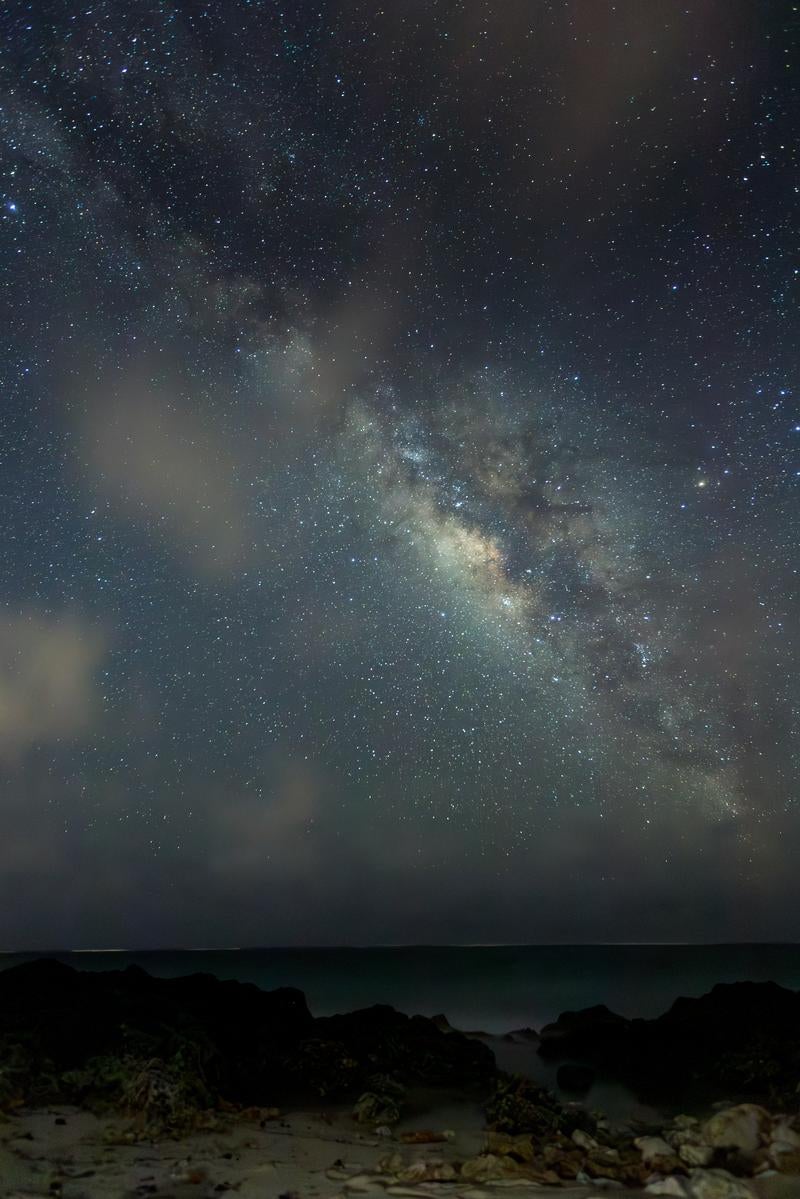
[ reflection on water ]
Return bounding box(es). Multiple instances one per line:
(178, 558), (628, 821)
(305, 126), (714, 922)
(485, 1034), (666, 1125)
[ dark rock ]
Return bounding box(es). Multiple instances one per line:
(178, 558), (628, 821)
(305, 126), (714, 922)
(538, 1004), (630, 1059)
(537, 982), (800, 1107)
(314, 1005), (494, 1091)
(485, 1073), (596, 1138)
(0, 959), (496, 1118)
(557, 1063), (596, 1094)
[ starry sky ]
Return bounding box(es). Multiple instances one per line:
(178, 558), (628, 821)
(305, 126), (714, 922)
(0, 0), (798, 949)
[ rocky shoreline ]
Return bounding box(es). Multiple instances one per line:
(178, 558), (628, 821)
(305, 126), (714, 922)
(1, 960), (800, 1197)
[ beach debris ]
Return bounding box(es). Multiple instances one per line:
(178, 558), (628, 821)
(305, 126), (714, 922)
(354, 1074), (406, 1127)
(398, 1130), (450, 1144)
(461, 1153), (526, 1181)
(377, 1153), (405, 1173)
(170, 1159), (208, 1184)
(398, 1159), (459, 1182)
(485, 1073), (595, 1138)
(354, 1091), (402, 1127)
(484, 1131), (535, 1162)
(237, 1104), (281, 1123)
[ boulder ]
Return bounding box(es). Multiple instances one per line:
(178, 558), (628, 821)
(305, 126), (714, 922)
(702, 1105), (770, 1156)
(647, 1170), (756, 1199)
(636, 1135), (677, 1164)
(769, 1117), (800, 1160)
(485, 1130), (535, 1162)
(685, 1168), (755, 1199)
(538, 1004), (630, 1058)
(647, 1177), (690, 1196)
(678, 1141), (715, 1168)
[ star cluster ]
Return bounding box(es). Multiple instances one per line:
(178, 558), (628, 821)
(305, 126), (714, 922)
(0, 0), (797, 946)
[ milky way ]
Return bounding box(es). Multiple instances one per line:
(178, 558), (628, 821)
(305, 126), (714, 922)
(0, 1), (797, 946)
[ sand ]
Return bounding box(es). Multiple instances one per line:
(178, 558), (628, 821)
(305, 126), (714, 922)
(0, 1099), (591, 1199)
(2, 1101), (799, 1199)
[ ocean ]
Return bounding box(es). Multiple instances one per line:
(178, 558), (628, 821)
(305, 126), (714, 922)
(2, 943), (800, 1033)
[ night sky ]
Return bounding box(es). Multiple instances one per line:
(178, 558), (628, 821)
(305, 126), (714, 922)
(1, 1), (798, 949)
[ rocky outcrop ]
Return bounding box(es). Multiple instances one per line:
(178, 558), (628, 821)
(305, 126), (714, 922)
(0, 959), (495, 1131)
(330, 1101), (800, 1192)
(537, 981), (800, 1105)
(485, 1073), (596, 1138)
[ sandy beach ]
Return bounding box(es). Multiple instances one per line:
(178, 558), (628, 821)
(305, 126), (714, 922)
(0, 1098), (555, 1199)
(3, 963), (800, 1199)
(3, 1100), (800, 1199)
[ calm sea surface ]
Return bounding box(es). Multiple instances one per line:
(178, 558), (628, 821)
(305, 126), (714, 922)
(2, 944), (799, 1034)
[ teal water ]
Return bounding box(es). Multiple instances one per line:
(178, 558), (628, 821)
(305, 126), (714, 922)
(2, 944), (799, 1033)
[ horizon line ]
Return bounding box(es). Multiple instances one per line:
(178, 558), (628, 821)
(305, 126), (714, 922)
(2, 940), (800, 954)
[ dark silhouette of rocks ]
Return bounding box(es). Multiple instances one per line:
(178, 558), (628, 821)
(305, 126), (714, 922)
(0, 959), (495, 1123)
(537, 981), (800, 1104)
